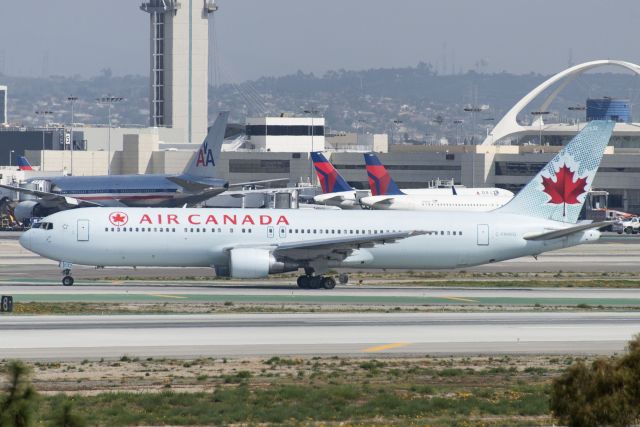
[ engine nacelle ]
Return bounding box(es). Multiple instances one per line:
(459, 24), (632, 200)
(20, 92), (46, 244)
(14, 201), (41, 223)
(229, 248), (297, 279)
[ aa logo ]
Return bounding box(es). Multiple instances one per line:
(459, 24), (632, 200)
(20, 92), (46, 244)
(196, 142), (215, 167)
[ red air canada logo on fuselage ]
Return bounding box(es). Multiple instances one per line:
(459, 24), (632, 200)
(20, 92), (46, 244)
(109, 212), (129, 227)
(134, 213), (290, 226)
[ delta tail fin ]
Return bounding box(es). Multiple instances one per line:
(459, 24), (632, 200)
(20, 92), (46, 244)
(497, 120), (614, 223)
(311, 152), (352, 193)
(17, 156), (34, 171)
(182, 111), (229, 178)
(363, 153), (405, 196)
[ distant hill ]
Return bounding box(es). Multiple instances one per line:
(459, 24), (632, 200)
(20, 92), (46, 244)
(3, 63), (640, 143)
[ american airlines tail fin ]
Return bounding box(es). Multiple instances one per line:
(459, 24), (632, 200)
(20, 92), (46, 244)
(311, 152), (352, 193)
(17, 156), (34, 171)
(497, 120), (615, 223)
(363, 153), (405, 196)
(182, 111), (229, 178)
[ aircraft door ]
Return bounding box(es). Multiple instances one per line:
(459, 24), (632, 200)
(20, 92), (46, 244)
(279, 226), (286, 238)
(77, 219), (89, 241)
(267, 226), (274, 238)
(477, 224), (489, 246)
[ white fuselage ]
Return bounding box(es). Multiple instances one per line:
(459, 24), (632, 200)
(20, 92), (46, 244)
(20, 207), (599, 272)
(360, 193), (514, 211)
(315, 188), (513, 211)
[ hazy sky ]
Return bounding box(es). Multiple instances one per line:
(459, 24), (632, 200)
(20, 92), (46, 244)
(1, 0), (640, 81)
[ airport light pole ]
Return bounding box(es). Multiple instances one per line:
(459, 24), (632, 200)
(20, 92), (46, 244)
(9, 150), (14, 167)
(35, 110), (53, 171)
(453, 119), (463, 145)
(531, 111), (550, 145)
(97, 95), (124, 175)
(391, 119), (403, 145)
(568, 105), (585, 134)
(67, 95), (78, 175)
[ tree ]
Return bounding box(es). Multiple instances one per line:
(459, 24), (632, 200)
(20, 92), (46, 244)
(551, 335), (640, 427)
(0, 360), (38, 427)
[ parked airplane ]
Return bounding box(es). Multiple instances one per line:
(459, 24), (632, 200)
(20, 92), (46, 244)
(360, 153), (513, 211)
(311, 152), (363, 209)
(20, 121), (614, 288)
(2, 112), (232, 222)
(17, 156), (34, 171)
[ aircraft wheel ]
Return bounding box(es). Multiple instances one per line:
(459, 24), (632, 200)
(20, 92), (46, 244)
(322, 277), (336, 289)
(309, 276), (323, 289)
(62, 276), (74, 286)
(338, 273), (349, 285)
(297, 275), (310, 289)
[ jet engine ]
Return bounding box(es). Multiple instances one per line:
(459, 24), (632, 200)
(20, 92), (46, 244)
(228, 248), (297, 279)
(13, 201), (57, 224)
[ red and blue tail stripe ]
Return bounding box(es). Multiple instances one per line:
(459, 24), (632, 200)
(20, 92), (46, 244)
(364, 153), (405, 196)
(311, 152), (352, 193)
(17, 156), (34, 171)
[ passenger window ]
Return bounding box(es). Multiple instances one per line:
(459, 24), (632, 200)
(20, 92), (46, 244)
(105, 228), (108, 232)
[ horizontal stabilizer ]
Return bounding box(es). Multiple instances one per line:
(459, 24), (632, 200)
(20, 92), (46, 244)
(523, 221), (611, 241)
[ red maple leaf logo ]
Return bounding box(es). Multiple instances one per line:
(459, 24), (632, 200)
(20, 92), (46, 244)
(109, 212), (128, 227)
(541, 164), (588, 205)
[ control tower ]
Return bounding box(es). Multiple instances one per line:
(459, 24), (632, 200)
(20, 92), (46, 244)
(140, 0), (217, 144)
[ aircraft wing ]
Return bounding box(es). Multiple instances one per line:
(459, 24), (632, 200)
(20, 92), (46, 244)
(0, 184), (102, 208)
(523, 221), (612, 241)
(228, 178), (290, 188)
(165, 176), (226, 194)
(229, 231), (423, 264)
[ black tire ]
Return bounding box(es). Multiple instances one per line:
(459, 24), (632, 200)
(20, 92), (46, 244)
(62, 276), (74, 286)
(297, 276), (309, 289)
(309, 276), (323, 289)
(338, 273), (349, 285)
(322, 277), (336, 289)
(625, 227), (633, 234)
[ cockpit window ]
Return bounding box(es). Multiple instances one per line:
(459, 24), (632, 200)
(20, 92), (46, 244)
(46, 223), (53, 230)
(31, 223), (41, 229)
(38, 222), (53, 230)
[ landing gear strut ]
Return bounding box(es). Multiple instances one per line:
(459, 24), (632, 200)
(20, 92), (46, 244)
(60, 262), (74, 286)
(296, 274), (336, 290)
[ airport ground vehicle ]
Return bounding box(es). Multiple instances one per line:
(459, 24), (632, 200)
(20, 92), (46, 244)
(612, 217), (640, 234)
(19, 121), (615, 287)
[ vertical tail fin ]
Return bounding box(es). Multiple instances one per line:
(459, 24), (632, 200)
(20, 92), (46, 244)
(182, 111), (229, 178)
(311, 152), (352, 193)
(497, 120), (614, 223)
(17, 156), (33, 171)
(363, 153), (405, 196)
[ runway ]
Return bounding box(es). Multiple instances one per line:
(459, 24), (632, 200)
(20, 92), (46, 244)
(1, 312), (639, 360)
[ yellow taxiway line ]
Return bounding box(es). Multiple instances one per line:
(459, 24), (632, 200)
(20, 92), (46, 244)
(364, 342), (410, 353)
(443, 296), (477, 303)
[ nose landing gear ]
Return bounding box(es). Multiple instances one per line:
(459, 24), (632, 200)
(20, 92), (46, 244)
(59, 262), (74, 286)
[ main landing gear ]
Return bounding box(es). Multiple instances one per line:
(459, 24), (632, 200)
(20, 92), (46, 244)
(59, 262), (74, 286)
(296, 275), (336, 289)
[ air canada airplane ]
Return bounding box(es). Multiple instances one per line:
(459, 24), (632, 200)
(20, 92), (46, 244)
(2, 112), (232, 222)
(20, 121), (614, 288)
(360, 153), (514, 211)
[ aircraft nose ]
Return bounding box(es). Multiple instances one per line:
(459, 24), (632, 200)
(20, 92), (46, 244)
(19, 230), (32, 251)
